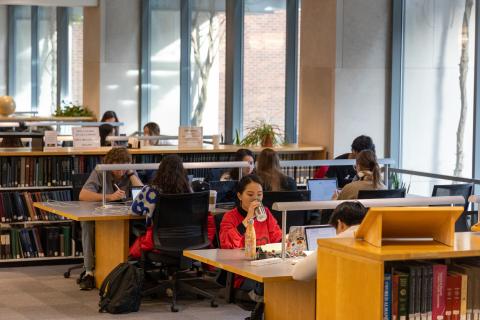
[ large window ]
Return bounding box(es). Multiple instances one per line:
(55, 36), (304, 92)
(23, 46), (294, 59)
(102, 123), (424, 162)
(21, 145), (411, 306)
(243, 0), (287, 135)
(143, 0), (299, 142)
(190, 0), (226, 136)
(396, 0), (476, 194)
(150, 0), (181, 135)
(7, 6), (83, 116)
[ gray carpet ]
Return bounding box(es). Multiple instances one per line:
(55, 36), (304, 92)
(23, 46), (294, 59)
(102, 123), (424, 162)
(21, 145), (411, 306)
(0, 264), (249, 319)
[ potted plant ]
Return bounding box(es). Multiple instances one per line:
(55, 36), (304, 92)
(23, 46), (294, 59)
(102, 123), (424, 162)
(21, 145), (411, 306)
(53, 102), (93, 117)
(241, 120), (283, 147)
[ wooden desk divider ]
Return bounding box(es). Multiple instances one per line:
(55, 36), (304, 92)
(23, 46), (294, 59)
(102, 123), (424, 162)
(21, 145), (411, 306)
(354, 206), (464, 247)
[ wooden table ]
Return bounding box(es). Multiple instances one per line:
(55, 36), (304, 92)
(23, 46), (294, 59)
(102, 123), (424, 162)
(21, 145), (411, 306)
(33, 201), (143, 287)
(183, 249), (315, 320)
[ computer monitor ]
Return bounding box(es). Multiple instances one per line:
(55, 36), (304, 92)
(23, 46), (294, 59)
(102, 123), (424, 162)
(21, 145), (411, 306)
(304, 225), (336, 251)
(208, 180), (238, 204)
(130, 186), (143, 200)
(306, 178), (337, 201)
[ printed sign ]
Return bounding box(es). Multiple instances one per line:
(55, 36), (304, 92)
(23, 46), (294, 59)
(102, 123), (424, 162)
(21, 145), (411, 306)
(178, 126), (203, 149)
(72, 127), (100, 149)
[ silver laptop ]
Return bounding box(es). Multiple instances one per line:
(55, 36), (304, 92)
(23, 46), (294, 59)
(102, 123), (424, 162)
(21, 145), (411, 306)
(306, 178), (338, 201)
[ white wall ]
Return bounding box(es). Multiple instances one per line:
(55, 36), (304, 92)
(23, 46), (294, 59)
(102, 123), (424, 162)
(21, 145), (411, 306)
(333, 0), (391, 158)
(0, 6), (7, 96)
(100, 0), (140, 135)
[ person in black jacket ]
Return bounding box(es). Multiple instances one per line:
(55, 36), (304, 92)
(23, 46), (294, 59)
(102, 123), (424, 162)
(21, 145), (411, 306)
(256, 148), (296, 191)
(325, 135), (376, 188)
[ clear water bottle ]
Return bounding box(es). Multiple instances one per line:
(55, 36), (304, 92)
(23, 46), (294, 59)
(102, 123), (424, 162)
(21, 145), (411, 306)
(255, 199), (267, 222)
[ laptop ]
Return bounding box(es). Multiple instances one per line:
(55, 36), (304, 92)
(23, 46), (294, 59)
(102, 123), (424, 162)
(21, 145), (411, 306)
(130, 186), (143, 200)
(306, 178), (338, 201)
(304, 225), (336, 251)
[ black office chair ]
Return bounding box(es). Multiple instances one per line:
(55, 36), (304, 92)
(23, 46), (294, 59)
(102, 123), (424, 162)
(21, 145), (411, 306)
(262, 191), (311, 231)
(357, 188), (406, 199)
(64, 173), (91, 279)
(432, 184), (473, 232)
(141, 191), (218, 312)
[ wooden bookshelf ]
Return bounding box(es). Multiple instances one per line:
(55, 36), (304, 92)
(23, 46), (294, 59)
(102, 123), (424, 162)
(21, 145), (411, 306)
(315, 232), (480, 320)
(0, 144), (325, 157)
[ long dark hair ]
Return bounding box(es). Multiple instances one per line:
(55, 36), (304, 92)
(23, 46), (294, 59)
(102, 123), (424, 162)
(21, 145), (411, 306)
(256, 148), (285, 191)
(356, 150), (381, 188)
(101, 110), (119, 122)
(152, 155), (191, 194)
(229, 148), (254, 181)
(99, 124), (114, 146)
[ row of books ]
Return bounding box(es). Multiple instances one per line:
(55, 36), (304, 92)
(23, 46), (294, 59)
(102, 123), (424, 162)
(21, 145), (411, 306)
(383, 261), (480, 320)
(0, 190), (72, 222)
(282, 166), (321, 185)
(0, 225), (80, 259)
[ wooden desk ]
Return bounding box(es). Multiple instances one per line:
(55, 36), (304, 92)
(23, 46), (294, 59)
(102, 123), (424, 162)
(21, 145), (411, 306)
(33, 201), (143, 286)
(184, 249), (315, 320)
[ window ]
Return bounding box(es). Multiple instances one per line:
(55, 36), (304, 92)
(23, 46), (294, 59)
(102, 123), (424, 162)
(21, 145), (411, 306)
(68, 7), (84, 105)
(190, 0), (226, 136)
(400, 1), (476, 194)
(37, 7), (57, 116)
(149, 0), (181, 136)
(243, 0), (287, 135)
(7, 6), (83, 115)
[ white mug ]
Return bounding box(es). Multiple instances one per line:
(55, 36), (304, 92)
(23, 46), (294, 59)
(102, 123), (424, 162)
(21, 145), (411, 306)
(212, 135), (220, 148)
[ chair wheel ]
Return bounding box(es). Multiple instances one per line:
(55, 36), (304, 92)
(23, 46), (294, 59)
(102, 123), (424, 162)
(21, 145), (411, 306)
(171, 305), (179, 312)
(64, 272), (70, 278)
(210, 300), (218, 308)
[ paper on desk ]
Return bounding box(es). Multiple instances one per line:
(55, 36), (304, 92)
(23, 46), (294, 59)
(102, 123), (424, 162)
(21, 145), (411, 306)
(260, 243), (282, 253)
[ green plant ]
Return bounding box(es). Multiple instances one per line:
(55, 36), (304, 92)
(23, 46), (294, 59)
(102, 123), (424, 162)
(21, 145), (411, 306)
(390, 172), (410, 193)
(53, 102), (93, 117)
(233, 129), (241, 145)
(241, 120), (283, 147)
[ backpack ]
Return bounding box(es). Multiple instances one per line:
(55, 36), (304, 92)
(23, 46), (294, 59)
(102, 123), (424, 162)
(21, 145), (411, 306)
(98, 262), (144, 314)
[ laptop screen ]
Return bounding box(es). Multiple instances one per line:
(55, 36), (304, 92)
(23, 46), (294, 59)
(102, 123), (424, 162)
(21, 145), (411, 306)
(131, 187), (143, 200)
(304, 226), (336, 251)
(307, 178), (337, 201)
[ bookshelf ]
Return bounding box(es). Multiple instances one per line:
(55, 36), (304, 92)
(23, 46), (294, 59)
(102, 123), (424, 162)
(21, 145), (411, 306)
(315, 232), (480, 320)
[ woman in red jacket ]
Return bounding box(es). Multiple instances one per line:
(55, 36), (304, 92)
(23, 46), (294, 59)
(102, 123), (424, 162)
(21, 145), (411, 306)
(220, 174), (282, 318)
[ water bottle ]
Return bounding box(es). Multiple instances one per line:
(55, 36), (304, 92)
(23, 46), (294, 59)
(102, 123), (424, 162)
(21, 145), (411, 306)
(245, 219), (257, 260)
(255, 199), (267, 222)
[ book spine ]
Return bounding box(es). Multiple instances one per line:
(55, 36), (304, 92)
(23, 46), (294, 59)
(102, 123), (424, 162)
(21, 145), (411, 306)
(393, 274), (400, 320)
(409, 267), (417, 320)
(385, 273), (392, 320)
(399, 274), (409, 320)
(432, 264), (447, 320)
(446, 274), (454, 320)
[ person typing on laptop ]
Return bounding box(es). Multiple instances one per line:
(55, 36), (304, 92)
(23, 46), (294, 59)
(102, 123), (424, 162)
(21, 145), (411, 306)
(292, 201), (367, 281)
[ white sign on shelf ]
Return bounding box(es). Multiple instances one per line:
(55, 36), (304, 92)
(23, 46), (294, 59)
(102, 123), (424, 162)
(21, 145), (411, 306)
(72, 127), (100, 149)
(43, 130), (58, 151)
(178, 126), (203, 149)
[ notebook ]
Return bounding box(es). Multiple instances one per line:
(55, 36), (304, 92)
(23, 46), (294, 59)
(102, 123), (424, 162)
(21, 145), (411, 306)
(306, 178), (338, 201)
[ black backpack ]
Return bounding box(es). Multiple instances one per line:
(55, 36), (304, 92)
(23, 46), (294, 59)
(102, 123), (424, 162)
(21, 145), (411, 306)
(98, 262), (144, 314)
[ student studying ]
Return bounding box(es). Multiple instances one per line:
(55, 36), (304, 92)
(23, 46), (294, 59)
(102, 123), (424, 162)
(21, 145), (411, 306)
(77, 147), (143, 290)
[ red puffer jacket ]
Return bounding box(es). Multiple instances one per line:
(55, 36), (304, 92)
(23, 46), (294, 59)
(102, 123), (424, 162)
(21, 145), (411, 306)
(220, 206), (282, 287)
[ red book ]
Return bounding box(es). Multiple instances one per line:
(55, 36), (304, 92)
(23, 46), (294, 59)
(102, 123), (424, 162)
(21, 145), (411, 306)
(445, 275), (454, 320)
(448, 273), (462, 320)
(392, 274), (399, 320)
(432, 264), (447, 320)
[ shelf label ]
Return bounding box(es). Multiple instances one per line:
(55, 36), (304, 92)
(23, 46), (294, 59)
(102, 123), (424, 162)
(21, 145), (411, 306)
(179, 126), (203, 149)
(43, 130), (59, 151)
(72, 127), (100, 149)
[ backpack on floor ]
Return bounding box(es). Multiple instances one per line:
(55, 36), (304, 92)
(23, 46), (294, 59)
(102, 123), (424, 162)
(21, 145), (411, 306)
(98, 262), (144, 314)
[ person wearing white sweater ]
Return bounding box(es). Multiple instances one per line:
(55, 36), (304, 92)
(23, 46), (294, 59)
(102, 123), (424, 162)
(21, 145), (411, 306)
(292, 201), (367, 281)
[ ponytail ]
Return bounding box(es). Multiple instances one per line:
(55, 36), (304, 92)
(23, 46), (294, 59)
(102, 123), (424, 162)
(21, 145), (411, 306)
(371, 163), (381, 189)
(356, 150), (382, 188)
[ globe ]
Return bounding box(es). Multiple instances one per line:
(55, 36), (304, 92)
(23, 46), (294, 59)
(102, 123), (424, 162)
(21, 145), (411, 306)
(0, 96), (15, 116)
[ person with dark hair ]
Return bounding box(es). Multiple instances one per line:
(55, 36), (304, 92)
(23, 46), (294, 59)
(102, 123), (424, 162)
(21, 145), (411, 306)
(99, 124), (114, 146)
(143, 122), (160, 146)
(129, 154), (216, 258)
(334, 150), (385, 200)
(100, 110), (120, 135)
(256, 148), (296, 191)
(220, 174), (282, 318)
(221, 148), (255, 181)
(292, 201), (367, 281)
(78, 147), (143, 290)
(316, 135), (376, 188)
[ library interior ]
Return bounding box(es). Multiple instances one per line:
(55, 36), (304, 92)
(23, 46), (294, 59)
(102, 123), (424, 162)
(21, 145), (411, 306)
(1, 0), (480, 320)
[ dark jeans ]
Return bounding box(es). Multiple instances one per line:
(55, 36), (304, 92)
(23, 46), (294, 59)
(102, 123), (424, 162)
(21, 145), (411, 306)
(240, 279), (264, 297)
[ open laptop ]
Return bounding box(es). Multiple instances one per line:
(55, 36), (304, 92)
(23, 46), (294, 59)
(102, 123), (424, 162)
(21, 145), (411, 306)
(304, 225), (336, 251)
(130, 186), (143, 200)
(306, 178), (337, 201)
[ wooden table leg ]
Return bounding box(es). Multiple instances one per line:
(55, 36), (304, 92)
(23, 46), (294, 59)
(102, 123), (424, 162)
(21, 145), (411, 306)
(94, 220), (130, 288)
(264, 280), (316, 320)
